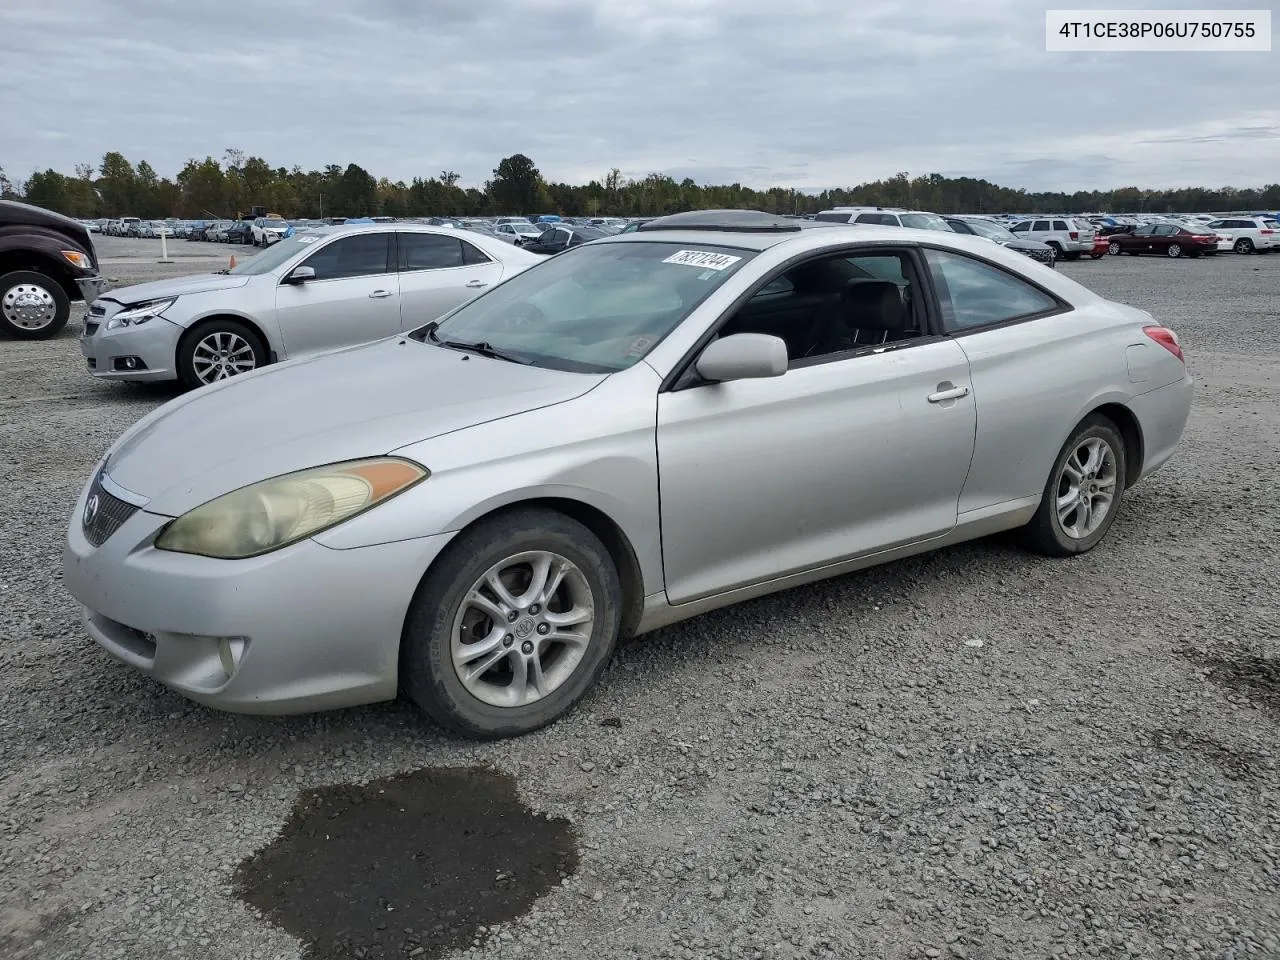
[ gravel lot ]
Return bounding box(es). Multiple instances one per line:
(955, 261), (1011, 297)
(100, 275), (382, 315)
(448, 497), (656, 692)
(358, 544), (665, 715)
(1, 243), (1278, 960)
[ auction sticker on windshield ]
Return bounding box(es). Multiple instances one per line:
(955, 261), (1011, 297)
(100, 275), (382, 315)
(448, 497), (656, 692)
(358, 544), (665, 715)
(662, 250), (743, 270)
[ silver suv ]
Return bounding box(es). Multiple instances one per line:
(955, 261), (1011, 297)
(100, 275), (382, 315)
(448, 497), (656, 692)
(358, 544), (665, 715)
(1007, 217), (1095, 260)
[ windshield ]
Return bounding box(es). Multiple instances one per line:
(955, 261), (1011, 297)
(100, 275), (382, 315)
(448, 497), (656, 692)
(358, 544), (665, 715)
(422, 240), (756, 373)
(962, 219), (1016, 242)
(899, 213), (950, 231)
(514, 224), (541, 235)
(228, 234), (316, 275)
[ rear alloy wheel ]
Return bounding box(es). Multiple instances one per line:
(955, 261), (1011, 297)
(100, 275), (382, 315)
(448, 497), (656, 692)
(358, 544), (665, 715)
(1108, 241), (1122, 256)
(1022, 415), (1126, 556)
(177, 320), (266, 389)
(1167, 243), (1182, 258)
(401, 507), (622, 739)
(1234, 238), (1254, 254)
(0, 269), (71, 340)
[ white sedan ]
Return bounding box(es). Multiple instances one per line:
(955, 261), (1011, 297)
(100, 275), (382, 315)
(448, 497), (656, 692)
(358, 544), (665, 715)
(79, 224), (543, 389)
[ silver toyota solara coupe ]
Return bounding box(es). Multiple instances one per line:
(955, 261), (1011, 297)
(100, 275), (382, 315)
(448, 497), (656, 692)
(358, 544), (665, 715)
(63, 210), (1193, 739)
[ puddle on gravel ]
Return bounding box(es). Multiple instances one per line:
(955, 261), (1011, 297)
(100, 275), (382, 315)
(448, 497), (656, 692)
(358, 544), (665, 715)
(1200, 654), (1280, 716)
(233, 767), (578, 960)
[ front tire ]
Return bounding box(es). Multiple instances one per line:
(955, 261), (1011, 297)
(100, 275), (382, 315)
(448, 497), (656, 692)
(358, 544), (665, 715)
(176, 319), (266, 390)
(1167, 243), (1182, 258)
(1022, 415), (1127, 557)
(401, 507), (623, 739)
(1108, 241), (1122, 256)
(0, 269), (71, 340)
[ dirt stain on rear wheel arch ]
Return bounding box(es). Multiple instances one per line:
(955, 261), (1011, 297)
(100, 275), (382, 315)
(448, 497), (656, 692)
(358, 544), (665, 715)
(233, 767), (578, 960)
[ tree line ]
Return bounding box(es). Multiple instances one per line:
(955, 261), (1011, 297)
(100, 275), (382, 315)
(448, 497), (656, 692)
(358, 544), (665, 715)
(3, 150), (1278, 220)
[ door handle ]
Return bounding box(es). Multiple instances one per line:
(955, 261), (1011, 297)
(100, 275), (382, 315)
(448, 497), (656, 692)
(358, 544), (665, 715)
(368, 290), (392, 299)
(928, 384), (970, 403)
(465, 280), (488, 288)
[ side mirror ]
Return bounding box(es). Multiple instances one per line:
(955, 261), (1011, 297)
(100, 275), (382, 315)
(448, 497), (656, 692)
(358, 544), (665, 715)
(694, 333), (788, 382)
(283, 266), (315, 284)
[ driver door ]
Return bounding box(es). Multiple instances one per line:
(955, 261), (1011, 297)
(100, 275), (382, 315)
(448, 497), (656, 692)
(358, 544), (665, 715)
(656, 248), (977, 604)
(273, 232), (402, 359)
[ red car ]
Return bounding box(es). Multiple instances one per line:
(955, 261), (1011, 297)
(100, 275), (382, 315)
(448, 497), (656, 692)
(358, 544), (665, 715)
(1088, 235), (1109, 259)
(1107, 223), (1220, 259)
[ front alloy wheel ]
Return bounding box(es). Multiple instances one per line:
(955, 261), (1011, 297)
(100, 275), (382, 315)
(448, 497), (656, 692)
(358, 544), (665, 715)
(451, 551), (595, 708)
(1167, 243), (1182, 258)
(177, 320), (266, 390)
(1108, 241), (1121, 255)
(401, 507), (622, 738)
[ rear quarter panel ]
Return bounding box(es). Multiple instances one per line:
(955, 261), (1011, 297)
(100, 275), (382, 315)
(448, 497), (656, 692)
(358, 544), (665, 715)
(953, 303), (1151, 514)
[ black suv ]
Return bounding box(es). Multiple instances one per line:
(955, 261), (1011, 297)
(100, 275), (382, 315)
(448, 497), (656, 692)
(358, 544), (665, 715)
(0, 200), (106, 339)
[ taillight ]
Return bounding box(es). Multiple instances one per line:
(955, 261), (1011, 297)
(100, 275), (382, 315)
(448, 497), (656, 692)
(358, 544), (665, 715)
(1069, 231), (1078, 240)
(1144, 325), (1184, 363)
(1261, 229), (1275, 235)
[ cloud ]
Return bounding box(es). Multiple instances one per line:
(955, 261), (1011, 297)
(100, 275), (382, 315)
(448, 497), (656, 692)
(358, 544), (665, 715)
(1, 0), (1277, 193)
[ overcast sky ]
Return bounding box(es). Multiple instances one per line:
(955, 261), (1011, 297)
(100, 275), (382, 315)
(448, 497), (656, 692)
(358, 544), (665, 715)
(2, 0), (1277, 193)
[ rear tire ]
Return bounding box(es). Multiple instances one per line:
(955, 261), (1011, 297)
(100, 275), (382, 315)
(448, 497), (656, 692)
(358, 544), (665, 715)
(1234, 238), (1254, 254)
(0, 269), (71, 340)
(400, 507), (623, 739)
(1022, 415), (1127, 557)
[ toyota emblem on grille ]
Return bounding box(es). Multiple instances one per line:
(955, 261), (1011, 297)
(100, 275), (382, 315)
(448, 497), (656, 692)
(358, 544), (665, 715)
(84, 493), (100, 526)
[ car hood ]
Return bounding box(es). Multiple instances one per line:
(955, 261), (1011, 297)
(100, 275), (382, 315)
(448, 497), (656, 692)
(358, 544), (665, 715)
(98, 274), (252, 306)
(103, 338), (606, 516)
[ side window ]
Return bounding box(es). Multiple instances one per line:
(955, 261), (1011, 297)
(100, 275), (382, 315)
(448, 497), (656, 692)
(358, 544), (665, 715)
(1032, 220), (1050, 231)
(302, 233), (391, 281)
(855, 213), (889, 225)
(925, 249), (1059, 333)
(1052, 220), (1069, 231)
(1009, 221), (1028, 232)
(1207, 220), (1224, 229)
(400, 233), (464, 270)
(1154, 225), (1177, 236)
(1133, 226), (1153, 236)
(460, 240), (493, 265)
(718, 249), (924, 367)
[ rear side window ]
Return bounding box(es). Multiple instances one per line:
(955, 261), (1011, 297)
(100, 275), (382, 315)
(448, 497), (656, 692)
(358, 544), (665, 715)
(400, 233), (464, 270)
(924, 249), (1060, 333)
(461, 240), (492, 265)
(1052, 220), (1069, 231)
(855, 213), (896, 226)
(815, 212), (854, 223)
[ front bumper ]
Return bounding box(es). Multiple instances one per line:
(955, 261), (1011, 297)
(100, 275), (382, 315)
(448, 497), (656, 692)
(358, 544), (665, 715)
(76, 275), (108, 304)
(80, 318), (183, 381)
(63, 473), (457, 714)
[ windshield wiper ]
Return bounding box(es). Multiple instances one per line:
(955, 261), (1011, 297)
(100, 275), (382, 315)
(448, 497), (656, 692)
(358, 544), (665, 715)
(440, 338), (532, 364)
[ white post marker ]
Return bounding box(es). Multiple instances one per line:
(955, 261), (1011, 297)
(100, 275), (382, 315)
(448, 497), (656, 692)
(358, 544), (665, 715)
(158, 226), (174, 263)
(1046, 9), (1271, 51)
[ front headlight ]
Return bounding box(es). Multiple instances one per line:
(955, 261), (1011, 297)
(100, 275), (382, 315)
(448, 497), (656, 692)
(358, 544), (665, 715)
(154, 458), (428, 559)
(105, 297), (177, 330)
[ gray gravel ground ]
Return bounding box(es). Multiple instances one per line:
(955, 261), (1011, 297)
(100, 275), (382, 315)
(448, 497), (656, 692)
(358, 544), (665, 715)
(1, 244), (1278, 959)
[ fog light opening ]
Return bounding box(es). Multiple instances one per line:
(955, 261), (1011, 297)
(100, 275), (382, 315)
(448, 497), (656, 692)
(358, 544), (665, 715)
(218, 637), (248, 678)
